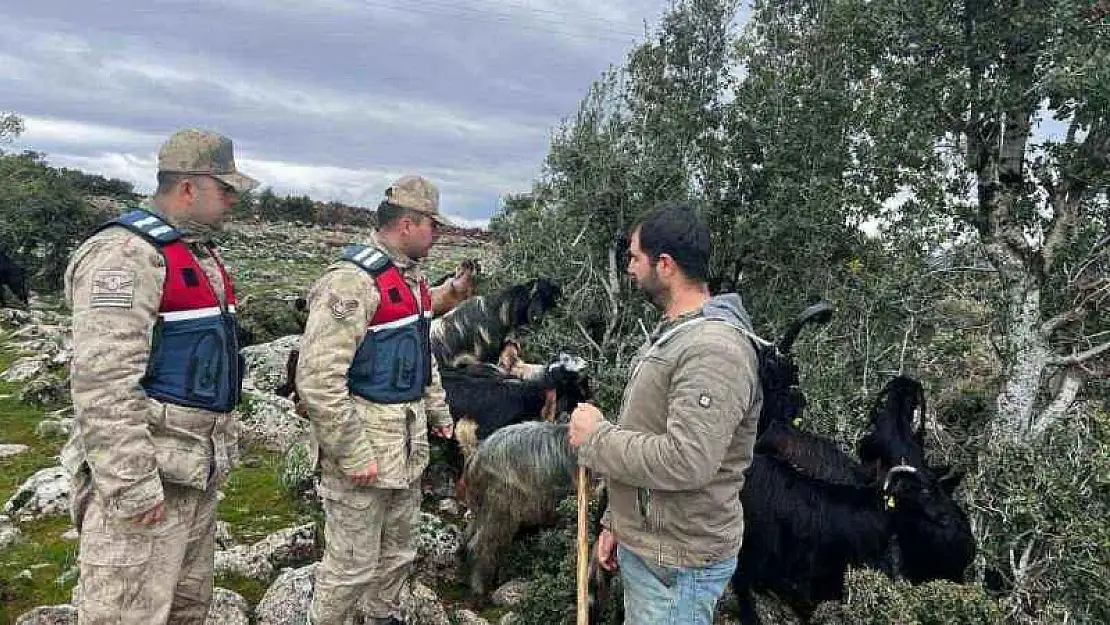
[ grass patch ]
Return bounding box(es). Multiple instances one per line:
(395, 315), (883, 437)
(214, 570), (271, 608)
(0, 517), (77, 624)
(0, 331), (74, 625)
(217, 444), (316, 543)
(0, 385), (59, 499)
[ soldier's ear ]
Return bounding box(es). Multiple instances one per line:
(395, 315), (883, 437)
(178, 176), (200, 202)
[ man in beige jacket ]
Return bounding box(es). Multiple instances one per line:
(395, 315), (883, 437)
(62, 128), (258, 624)
(297, 175), (455, 625)
(569, 202), (763, 625)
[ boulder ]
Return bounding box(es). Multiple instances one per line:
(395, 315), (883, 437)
(13, 605), (78, 625)
(204, 587), (250, 625)
(0, 443), (29, 459)
(1, 356), (49, 382)
(236, 391), (306, 454)
(0, 514), (21, 550)
(3, 467), (70, 522)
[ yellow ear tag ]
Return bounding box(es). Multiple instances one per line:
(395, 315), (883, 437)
(885, 495), (896, 510)
(791, 418), (802, 427)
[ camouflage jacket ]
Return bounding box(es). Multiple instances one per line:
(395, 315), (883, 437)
(296, 232), (451, 495)
(60, 207), (239, 521)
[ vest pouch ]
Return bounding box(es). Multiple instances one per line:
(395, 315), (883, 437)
(390, 333), (419, 391)
(349, 334), (377, 385)
(186, 329), (226, 405)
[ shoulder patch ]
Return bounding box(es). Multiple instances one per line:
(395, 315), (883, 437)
(90, 268), (136, 308)
(328, 293), (359, 320)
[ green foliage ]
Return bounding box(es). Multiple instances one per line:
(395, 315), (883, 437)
(0, 336), (78, 623)
(0, 113), (23, 144)
(0, 517), (78, 625)
(504, 495), (610, 624)
(810, 569), (1004, 625)
(212, 571), (271, 609)
(232, 188), (373, 227)
(236, 291), (308, 345)
(968, 407), (1110, 624)
(0, 151), (99, 291)
(56, 167), (140, 204)
(279, 441), (315, 502)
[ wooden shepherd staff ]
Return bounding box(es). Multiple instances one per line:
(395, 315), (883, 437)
(576, 463), (589, 625)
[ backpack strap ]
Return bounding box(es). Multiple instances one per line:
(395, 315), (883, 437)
(341, 244), (392, 275)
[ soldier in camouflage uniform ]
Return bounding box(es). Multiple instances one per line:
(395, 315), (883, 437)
(60, 129), (258, 625)
(298, 175), (456, 625)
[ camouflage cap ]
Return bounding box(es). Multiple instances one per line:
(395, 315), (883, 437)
(157, 128), (260, 193)
(385, 175), (457, 228)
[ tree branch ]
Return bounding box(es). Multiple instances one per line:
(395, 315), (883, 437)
(600, 237), (623, 348)
(1042, 184), (1082, 273)
(1041, 305), (1090, 337)
(1030, 365), (1086, 439)
(1047, 340), (1110, 366)
(575, 319), (604, 356)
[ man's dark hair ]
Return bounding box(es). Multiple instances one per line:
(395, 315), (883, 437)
(634, 202), (711, 283)
(376, 200), (427, 229)
(155, 172), (204, 197)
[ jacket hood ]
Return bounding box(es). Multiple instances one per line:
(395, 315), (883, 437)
(702, 292), (754, 332)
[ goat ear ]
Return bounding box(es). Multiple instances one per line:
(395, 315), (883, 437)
(938, 471), (965, 496)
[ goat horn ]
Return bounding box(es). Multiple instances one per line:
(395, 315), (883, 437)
(778, 299), (835, 355)
(882, 464), (918, 492)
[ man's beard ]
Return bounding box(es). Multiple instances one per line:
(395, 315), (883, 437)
(636, 271), (670, 310)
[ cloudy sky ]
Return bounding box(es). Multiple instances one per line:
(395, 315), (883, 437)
(1, 0), (676, 226)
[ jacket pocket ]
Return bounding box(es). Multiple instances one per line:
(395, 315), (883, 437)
(363, 403), (409, 487)
(78, 530), (154, 566)
(151, 412), (212, 490)
(406, 406), (429, 482)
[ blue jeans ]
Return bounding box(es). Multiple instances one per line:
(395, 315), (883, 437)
(616, 544), (737, 625)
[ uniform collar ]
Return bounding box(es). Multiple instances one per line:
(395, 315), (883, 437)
(143, 199), (217, 244)
(370, 231), (417, 271)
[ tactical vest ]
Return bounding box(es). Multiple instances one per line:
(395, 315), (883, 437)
(343, 245), (433, 403)
(101, 209), (242, 412)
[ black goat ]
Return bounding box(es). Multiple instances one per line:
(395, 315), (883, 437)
(430, 277), (561, 367)
(0, 248), (29, 307)
(443, 353), (591, 467)
(728, 301), (915, 624)
(734, 455), (901, 623)
(857, 376), (976, 584)
(734, 374), (976, 624)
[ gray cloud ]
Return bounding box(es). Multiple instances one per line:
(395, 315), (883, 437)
(1, 0), (669, 222)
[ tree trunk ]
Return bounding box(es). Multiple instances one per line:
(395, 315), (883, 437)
(990, 272), (1050, 445)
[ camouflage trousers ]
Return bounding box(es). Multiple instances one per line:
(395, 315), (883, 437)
(75, 482), (219, 625)
(309, 485), (420, 624)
